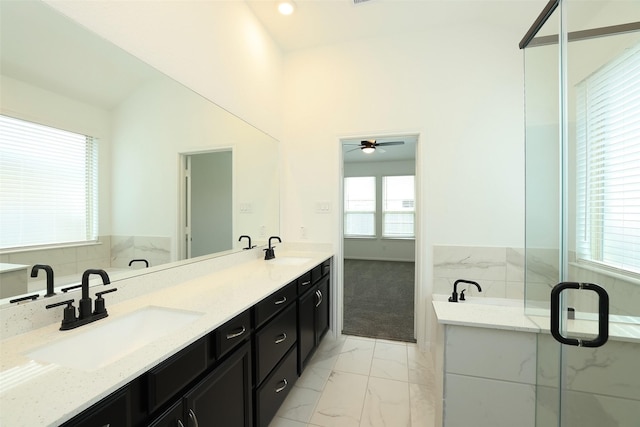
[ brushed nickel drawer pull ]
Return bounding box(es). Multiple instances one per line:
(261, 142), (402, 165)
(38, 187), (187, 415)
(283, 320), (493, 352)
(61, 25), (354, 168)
(177, 420), (185, 427)
(188, 409), (199, 427)
(315, 290), (323, 308)
(275, 378), (288, 393)
(275, 332), (287, 344)
(226, 325), (246, 340)
(301, 280), (311, 286)
(275, 296), (287, 305)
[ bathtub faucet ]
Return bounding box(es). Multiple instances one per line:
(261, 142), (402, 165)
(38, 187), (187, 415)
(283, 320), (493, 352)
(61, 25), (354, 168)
(448, 279), (482, 303)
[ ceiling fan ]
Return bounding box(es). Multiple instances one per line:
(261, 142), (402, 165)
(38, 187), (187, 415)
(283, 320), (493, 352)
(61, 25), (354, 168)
(346, 139), (404, 154)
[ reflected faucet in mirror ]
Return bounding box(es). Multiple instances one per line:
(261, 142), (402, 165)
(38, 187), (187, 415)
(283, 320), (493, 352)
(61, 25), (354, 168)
(264, 236), (282, 260)
(31, 264), (55, 297)
(239, 235), (256, 250)
(128, 259), (150, 268)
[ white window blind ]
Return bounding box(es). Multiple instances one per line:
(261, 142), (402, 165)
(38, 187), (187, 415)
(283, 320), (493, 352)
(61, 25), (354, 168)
(383, 175), (415, 238)
(344, 176), (375, 237)
(576, 40), (640, 275)
(0, 115), (98, 250)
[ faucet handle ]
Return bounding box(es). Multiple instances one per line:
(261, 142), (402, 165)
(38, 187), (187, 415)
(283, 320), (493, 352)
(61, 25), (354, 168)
(46, 299), (77, 329)
(94, 288), (117, 315)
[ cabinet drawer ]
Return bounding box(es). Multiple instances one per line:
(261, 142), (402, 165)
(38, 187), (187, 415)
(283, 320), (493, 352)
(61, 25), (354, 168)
(321, 259), (331, 277)
(296, 271), (313, 294)
(147, 338), (207, 413)
(255, 304), (297, 385)
(254, 280), (297, 328)
(214, 309), (251, 359)
(256, 345), (298, 427)
(60, 386), (131, 427)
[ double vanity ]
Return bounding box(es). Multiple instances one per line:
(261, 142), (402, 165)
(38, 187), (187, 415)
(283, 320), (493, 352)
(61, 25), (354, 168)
(0, 247), (332, 427)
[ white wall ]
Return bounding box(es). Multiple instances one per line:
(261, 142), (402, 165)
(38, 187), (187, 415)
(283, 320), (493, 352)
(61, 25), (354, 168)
(280, 3), (535, 345)
(111, 76), (279, 260)
(45, 0), (284, 140)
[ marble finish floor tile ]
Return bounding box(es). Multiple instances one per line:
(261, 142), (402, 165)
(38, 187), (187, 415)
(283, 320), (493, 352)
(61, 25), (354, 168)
(360, 377), (411, 427)
(309, 371), (369, 427)
(333, 336), (375, 376)
(370, 340), (409, 382)
(270, 334), (437, 427)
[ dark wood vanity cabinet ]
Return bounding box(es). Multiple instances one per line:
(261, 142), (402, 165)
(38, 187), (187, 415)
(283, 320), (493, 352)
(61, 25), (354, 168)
(298, 260), (331, 372)
(59, 386), (132, 427)
(61, 258), (331, 427)
(149, 341), (252, 427)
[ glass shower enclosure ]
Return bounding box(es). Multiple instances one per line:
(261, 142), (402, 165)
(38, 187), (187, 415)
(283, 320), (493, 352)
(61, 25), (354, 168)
(522, 0), (640, 425)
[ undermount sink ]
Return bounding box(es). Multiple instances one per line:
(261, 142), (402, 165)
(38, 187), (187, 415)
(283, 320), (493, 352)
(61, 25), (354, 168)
(26, 306), (203, 371)
(267, 257), (312, 266)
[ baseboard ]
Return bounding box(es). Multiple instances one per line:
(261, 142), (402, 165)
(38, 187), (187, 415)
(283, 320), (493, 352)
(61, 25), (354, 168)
(343, 256), (415, 263)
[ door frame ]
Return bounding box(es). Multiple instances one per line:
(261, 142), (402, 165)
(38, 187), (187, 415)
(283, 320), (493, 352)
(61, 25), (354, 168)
(178, 146), (234, 261)
(336, 131), (423, 344)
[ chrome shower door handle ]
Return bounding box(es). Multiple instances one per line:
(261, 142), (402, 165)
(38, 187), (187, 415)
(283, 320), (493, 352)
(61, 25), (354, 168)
(550, 282), (609, 347)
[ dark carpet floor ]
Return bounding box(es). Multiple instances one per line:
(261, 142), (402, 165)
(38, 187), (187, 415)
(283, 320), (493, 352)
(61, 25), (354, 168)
(342, 259), (416, 342)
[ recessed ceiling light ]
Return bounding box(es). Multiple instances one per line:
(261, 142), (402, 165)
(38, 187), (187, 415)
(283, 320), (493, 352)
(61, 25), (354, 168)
(278, 1), (295, 15)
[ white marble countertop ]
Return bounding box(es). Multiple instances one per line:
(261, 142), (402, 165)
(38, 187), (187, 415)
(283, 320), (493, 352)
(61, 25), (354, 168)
(0, 250), (332, 427)
(432, 295), (640, 344)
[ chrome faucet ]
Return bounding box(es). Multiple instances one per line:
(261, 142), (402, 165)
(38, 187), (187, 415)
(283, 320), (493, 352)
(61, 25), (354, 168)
(448, 279), (482, 302)
(264, 236), (281, 260)
(239, 235), (255, 250)
(31, 264), (55, 297)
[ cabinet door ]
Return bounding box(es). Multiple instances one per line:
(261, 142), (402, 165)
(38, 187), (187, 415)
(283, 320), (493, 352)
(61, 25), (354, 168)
(147, 400), (184, 427)
(61, 386), (130, 427)
(184, 341), (252, 427)
(315, 276), (330, 342)
(298, 287), (316, 372)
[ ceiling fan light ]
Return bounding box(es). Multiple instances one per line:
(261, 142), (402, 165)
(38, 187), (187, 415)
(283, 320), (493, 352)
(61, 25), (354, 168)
(362, 146), (375, 154)
(278, 1), (295, 15)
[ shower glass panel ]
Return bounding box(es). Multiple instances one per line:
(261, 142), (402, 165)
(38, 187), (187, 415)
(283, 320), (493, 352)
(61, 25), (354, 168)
(524, 1), (640, 426)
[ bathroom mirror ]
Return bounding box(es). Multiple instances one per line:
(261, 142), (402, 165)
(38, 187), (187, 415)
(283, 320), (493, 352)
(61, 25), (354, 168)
(0, 0), (279, 303)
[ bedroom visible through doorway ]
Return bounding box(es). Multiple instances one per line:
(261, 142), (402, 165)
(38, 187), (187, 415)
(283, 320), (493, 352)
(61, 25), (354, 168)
(341, 135), (418, 342)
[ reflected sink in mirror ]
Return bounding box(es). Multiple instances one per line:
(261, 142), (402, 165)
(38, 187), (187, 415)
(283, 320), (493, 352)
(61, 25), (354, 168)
(26, 306), (203, 371)
(266, 257), (312, 266)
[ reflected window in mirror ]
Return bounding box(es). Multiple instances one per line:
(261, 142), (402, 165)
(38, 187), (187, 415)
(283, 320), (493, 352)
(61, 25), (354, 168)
(0, 114), (98, 250)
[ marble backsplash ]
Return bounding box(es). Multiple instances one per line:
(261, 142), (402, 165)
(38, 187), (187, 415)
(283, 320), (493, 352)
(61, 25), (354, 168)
(433, 245), (640, 318)
(110, 235), (171, 269)
(0, 235), (171, 292)
(432, 245), (528, 300)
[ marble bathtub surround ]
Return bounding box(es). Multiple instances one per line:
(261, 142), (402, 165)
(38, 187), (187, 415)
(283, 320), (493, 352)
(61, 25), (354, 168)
(432, 245), (527, 301)
(433, 299), (640, 427)
(271, 335), (436, 427)
(110, 235), (171, 268)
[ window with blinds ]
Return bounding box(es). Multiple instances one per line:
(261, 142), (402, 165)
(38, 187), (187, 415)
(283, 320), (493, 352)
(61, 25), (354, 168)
(382, 175), (415, 238)
(344, 176), (376, 237)
(576, 40), (640, 276)
(0, 114), (98, 250)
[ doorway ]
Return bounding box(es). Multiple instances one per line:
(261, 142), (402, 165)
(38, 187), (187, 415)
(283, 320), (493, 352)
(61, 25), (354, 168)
(179, 149), (233, 259)
(340, 135), (418, 342)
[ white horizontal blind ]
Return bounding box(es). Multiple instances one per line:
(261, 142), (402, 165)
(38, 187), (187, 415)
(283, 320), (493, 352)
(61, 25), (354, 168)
(382, 175), (415, 238)
(0, 115), (98, 250)
(344, 176), (375, 237)
(576, 40), (640, 275)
